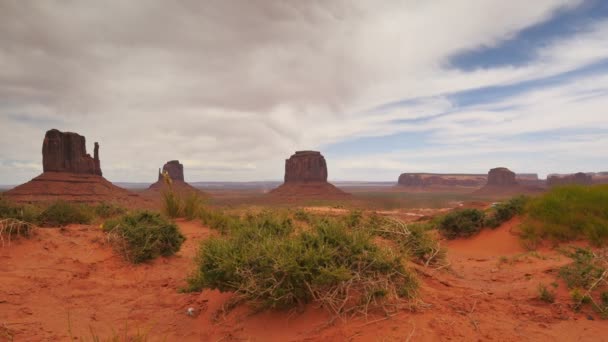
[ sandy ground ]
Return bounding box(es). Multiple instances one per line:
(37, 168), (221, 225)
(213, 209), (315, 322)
(1, 219), (606, 341)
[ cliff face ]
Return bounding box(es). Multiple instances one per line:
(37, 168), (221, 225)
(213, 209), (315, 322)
(547, 172), (592, 186)
(284, 151), (328, 183)
(42, 129), (102, 176)
(487, 167), (517, 186)
(158, 160), (185, 182)
(397, 173), (486, 187)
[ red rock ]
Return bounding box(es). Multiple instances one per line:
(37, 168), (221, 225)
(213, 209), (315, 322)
(397, 173), (486, 187)
(487, 167), (517, 186)
(547, 172), (592, 186)
(42, 129), (102, 176)
(269, 151), (349, 200)
(158, 160), (185, 182)
(284, 151), (328, 183)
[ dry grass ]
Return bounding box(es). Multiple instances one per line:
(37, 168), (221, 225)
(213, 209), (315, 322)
(0, 218), (36, 247)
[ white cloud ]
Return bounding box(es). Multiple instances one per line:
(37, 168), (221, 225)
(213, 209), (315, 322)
(0, 0), (605, 184)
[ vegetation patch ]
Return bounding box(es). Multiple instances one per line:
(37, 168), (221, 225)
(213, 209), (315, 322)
(187, 211), (417, 315)
(37, 201), (93, 227)
(0, 218), (36, 246)
(103, 211), (185, 263)
(438, 208), (485, 239)
(484, 196), (527, 228)
(558, 247), (608, 318)
(521, 185), (608, 247)
(94, 202), (127, 219)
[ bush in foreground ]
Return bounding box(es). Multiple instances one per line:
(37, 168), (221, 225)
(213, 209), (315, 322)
(37, 201), (93, 227)
(521, 185), (608, 246)
(103, 211), (185, 263)
(187, 213), (417, 314)
(438, 208), (485, 239)
(0, 218), (36, 246)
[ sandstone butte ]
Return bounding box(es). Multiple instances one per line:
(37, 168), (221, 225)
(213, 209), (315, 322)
(269, 151), (350, 200)
(4, 129), (144, 205)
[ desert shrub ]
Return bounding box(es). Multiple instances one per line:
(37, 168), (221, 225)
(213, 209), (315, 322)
(187, 214), (417, 313)
(0, 218), (36, 246)
(94, 202), (127, 219)
(37, 201), (93, 227)
(199, 207), (242, 234)
(485, 196), (528, 228)
(522, 185), (608, 246)
(538, 283), (556, 303)
(103, 211), (185, 263)
(559, 247), (605, 289)
(438, 209), (486, 239)
(364, 215), (446, 267)
(183, 193), (203, 221)
(0, 197), (40, 223)
(293, 209), (312, 223)
(161, 191), (182, 218)
(345, 209), (363, 228)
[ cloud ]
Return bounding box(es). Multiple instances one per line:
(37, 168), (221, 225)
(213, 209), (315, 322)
(0, 0), (605, 184)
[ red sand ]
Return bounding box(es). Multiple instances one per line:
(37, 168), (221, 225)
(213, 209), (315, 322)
(1, 219), (606, 341)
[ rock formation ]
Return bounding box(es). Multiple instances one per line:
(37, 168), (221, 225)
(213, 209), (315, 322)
(269, 151), (349, 200)
(487, 167), (517, 186)
(42, 129), (102, 176)
(145, 160), (202, 196)
(397, 173), (486, 187)
(158, 160), (185, 182)
(5, 129), (147, 205)
(547, 172), (592, 186)
(284, 151), (328, 183)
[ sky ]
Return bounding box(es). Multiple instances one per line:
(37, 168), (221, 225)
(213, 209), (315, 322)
(1, 0), (607, 184)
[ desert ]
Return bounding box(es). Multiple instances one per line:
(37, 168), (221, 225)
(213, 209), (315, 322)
(2, 2), (608, 341)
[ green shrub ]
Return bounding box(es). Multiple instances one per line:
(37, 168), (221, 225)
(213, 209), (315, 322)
(0, 197), (40, 223)
(199, 208), (242, 234)
(161, 191), (182, 218)
(103, 211), (185, 263)
(484, 196), (528, 228)
(559, 247), (605, 289)
(438, 209), (486, 239)
(183, 193), (203, 221)
(522, 185), (608, 246)
(538, 283), (556, 303)
(94, 202), (126, 219)
(187, 213), (417, 313)
(37, 201), (93, 227)
(363, 215), (446, 267)
(293, 209), (311, 223)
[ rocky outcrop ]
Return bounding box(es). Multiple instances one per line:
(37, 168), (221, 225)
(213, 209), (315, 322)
(487, 167), (517, 186)
(158, 160), (184, 182)
(269, 150), (349, 200)
(284, 151), (328, 183)
(547, 172), (592, 186)
(397, 173), (486, 187)
(42, 129), (102, 176)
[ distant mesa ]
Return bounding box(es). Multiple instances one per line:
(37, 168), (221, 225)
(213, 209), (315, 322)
(5, 129), (143, 205)
(145, 160), (202, 195)
(487, 167), (517, 186)
(284, 151), (328, 183)
(43, 128), (102, 176)
(474, 167), (543, 197)
(547, 172), (592, 187)
(269, 151), (350, 200)
(397, 173), (486, 187)
(158, 160), (184, 182)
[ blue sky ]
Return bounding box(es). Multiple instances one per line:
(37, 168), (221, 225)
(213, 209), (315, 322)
(0, 1), (607, 183)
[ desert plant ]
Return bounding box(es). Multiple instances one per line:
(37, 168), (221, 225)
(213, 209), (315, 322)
(103, 211), (185, 263)
(94, 202), (127, 219)
(187, 213), (417, 314)
(37, 201), (93, 227)
(538, 283), (556, 303)
(0, 196), (40, 223)
(0, 218), (36, 246)
(183, 192), (203, 220)
(161, 191), (182, 218)
(522, 185), (608, 246)
(438, 208), (485, 239)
